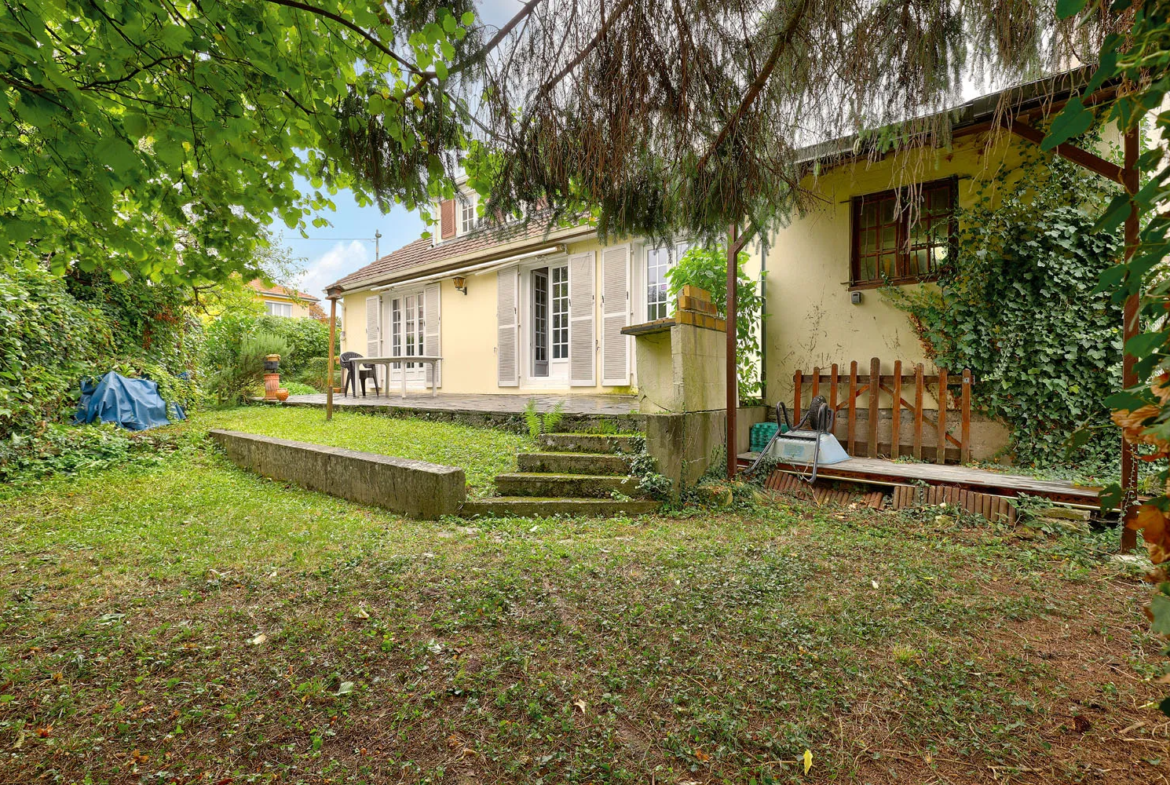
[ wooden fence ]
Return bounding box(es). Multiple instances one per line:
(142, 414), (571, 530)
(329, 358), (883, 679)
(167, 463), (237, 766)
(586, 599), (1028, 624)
(792, 358), (972, 465)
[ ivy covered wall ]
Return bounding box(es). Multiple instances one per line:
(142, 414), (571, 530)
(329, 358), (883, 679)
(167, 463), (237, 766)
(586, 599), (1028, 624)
(885, 141), (1122, 469)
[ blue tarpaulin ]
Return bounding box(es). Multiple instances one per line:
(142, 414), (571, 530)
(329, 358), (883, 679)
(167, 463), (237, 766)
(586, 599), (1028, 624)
(74, 372), (185, 431)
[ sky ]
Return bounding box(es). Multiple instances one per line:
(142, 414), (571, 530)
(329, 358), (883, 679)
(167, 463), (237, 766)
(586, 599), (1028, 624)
(281, 0), (521, 301)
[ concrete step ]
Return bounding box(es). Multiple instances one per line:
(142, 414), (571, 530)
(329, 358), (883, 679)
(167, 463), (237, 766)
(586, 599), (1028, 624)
(461, 497), (661, 518)
(537, 433), (641, 455)
(494, 472), (639, 499)
(517, 451), (630, 475)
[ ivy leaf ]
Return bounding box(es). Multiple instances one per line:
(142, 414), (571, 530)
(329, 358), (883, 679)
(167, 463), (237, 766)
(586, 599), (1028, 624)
(1042, 98), (1093, 150)
(1151, 593), (1170, 635)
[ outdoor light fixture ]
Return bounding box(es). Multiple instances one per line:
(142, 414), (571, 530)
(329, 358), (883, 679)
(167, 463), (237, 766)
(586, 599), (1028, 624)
(453, 275), (468, 295)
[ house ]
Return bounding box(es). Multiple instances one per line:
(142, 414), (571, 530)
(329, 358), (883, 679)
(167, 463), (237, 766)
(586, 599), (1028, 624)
(328, 75), (1120, 413)
(248, 279), (326, 320)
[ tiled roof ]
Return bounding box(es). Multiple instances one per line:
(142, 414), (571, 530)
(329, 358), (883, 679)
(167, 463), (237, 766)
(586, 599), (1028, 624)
(329, 213), (574, 293)
(247, 279), (319, 302)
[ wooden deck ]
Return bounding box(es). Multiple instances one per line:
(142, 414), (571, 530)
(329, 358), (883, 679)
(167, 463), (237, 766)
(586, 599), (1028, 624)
(738, 453), (1105, 508)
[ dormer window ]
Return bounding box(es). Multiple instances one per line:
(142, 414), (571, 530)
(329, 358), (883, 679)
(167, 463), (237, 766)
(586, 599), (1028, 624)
(459, 192), (479, 235)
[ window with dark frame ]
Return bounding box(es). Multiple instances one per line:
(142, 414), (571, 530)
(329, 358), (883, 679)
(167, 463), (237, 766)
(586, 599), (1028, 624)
(851, 178), (957, 288)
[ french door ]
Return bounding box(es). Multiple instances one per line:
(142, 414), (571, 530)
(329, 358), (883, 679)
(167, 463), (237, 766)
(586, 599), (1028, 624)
(528, 264), (569, 384)
(389, 291), (426, 385)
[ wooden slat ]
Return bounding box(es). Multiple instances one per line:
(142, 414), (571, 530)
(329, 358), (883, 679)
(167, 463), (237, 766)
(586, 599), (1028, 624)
(848, 361), (858, 455)
(936, 368), (948, 465)
(829, 364), (839, 414)
(961, 369), (972, 464)
(794, 371), (802, 424)
(868, 357), (880, 458)
(811, 366), (820, 400)
(913, 364), (924, 460)
(890, 360), (902, 460)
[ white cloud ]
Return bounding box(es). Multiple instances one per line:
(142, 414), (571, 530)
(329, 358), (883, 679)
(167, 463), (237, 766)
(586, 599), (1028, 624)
(295, 240), (370, 301)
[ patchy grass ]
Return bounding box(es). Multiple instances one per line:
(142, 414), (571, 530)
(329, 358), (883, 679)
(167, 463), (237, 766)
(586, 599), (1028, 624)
(190, 406), (532, 495)
(0, 447), (1165, 784)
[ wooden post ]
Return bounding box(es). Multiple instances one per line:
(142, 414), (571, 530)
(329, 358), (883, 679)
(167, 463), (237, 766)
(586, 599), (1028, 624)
(793, 370), (802, 424)
(811, 366), (820, 400)
(868, 357), (880, 458)
(848, 361), (858, 455)
(1121, 128), (1140, 552)
(913, 363), (924, 460)
(829, 363), (839, 413)
(961, 369), (972, 464)
(326, 288), (339, 421)
(936, 368), (948, 465)
(891, 360), (902, 460)
(726, 224), (738, 480)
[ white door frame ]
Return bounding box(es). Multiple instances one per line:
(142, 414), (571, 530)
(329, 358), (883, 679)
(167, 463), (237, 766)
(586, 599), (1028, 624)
(518, 255), (570, 390)
(382, 287), (429, 390)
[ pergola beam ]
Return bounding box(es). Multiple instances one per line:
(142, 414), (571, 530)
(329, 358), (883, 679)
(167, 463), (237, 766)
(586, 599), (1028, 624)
(1008, 120), (1124, 183)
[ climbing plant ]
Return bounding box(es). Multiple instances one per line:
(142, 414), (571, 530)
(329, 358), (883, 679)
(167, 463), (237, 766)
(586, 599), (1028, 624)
(666, 245), (764, 400)
(884, 140), (1123, 469)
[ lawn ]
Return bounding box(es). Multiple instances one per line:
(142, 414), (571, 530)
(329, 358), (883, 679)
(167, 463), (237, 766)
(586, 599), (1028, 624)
(191, 406), (533, 495)
(0, 436), (1165, 784)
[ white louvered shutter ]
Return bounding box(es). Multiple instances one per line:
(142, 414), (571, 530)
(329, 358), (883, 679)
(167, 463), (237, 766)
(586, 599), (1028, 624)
(601, 246), (630, 386)
(365, 295), (382, 386)
(568, 252), (595, 387)
(424, 283), (441, 386)
(497, 267), (519, 387)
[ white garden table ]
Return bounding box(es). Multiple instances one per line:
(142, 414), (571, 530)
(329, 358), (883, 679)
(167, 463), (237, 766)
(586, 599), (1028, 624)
(359, 356), (442, 398)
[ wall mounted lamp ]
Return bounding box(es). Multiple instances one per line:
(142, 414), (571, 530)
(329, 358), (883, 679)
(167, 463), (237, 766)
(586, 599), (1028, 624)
(453, 275), (468, 295)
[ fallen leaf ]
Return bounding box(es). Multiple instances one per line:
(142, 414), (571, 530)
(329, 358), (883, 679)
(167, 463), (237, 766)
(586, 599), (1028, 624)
(249, 633), (267, 646)
(1073, 715), (1092, 733)
(804, 748), (813, 774)
(35, 726), (52, 738)
(573, 699), (587, 714)
(336, 681), (354, 696)
(871, 579), (879, 589)
(693, 748), (709, 762)
(354, 606), (370, 619)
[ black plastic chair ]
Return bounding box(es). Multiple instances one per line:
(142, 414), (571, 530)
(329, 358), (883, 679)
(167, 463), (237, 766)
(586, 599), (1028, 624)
(340, 351), (380, 397)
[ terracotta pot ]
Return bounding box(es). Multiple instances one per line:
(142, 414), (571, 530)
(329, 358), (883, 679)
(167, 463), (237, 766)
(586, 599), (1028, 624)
(263, 372), (280, 400)
(275, 388), (290, 402)
(332, 386), (342, 394)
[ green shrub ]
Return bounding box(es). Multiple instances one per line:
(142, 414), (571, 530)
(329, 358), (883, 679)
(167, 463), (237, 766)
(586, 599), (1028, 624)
(282, 381), (318, 396)
(665, 245), (763, 400)
(206, 332), (291, 404)
(295, 356), (342, 391)
(0, 264), (199, 473)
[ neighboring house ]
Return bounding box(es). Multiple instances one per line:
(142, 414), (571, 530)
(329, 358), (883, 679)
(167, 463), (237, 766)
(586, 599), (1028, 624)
(248, 279), (327, 320)
(328, 75), (1120, 400)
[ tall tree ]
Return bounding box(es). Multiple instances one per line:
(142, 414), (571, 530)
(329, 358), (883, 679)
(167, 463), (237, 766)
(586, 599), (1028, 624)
(0, 0), (538, 285)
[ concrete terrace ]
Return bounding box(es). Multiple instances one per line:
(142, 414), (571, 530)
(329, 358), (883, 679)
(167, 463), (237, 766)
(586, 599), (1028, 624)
(278, 392), (643, 431)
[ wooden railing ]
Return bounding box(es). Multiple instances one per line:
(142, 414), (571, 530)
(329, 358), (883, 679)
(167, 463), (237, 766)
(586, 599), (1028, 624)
(792, 358), (973, 465)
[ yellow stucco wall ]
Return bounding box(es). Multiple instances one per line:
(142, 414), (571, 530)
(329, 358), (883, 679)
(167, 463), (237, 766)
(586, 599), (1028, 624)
(340, 235), (641, 395)
(745, 128), (1119, 408)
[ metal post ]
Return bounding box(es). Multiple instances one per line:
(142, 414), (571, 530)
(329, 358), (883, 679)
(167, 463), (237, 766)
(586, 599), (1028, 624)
(1121, 128), (1140, 552)
(726, 224), (739, 480)
(326, 290), (339, 422)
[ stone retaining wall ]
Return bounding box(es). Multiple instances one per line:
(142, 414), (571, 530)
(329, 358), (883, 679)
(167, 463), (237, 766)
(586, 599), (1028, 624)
(209, 429), (465, 519)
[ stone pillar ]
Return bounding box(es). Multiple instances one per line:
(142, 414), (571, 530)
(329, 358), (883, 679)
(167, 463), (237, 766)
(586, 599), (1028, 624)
(622, 287), (744, 489)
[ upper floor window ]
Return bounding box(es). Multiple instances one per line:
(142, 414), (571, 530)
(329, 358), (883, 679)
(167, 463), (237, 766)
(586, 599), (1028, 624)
(459, 192), (479, 235)
(851, 178), (956, 288)
(646, 242), (691, 321)
(266, 301), (293, 317)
